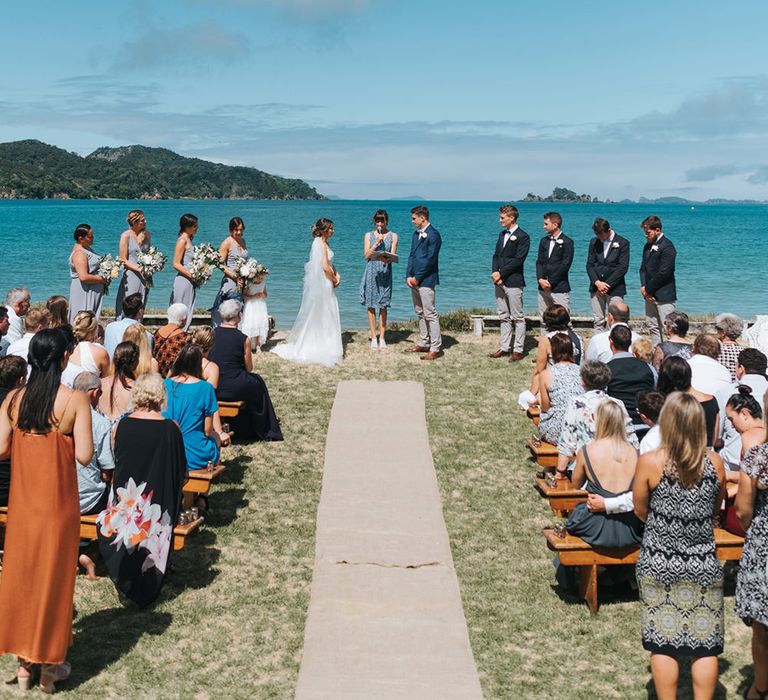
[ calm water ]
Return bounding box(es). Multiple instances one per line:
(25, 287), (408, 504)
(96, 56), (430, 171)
(0, 200), (765, 328)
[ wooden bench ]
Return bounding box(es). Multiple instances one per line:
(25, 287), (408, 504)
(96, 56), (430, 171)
(534, 476), (587, 517)
(543, 527), (744, 614)
(218, 400), (245, 419)
(527, 437), (559, 468)
(469, 314), (594, 337)
(0, 508), (202, 551)
(526, 406), (541, 426)
(183, 465), (225, 508)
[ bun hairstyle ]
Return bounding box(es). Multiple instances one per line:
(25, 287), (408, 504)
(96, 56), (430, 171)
(127, 209), (147, 244)
(726, 384), (763, 420)
(229, 216), (245, 233)
(179, 213), (198, 235)
(312, 217), (334, 238)
(73, 223), (92, 242)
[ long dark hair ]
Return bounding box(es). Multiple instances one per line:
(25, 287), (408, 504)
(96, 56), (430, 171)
(16, 329), (68, 432)
(170, 344), (204, 380)
(658, 356), (692, 396)
(107, 341), (139, 412)
(179, 213), (198, 235)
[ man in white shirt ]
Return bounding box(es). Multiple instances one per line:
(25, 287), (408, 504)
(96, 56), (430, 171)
(103, 292), (151, 360)
(688, 333), (732, 396)
(4, 288), (30, 345)
(7, 308), (50, 361)
(585, 302), (640, 363)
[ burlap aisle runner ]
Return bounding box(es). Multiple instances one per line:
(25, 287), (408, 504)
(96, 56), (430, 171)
(295, 380), (483, 699)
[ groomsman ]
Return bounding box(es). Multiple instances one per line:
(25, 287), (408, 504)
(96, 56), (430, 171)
(639, 215), (677, 346)
(586, 217), (630, 330)
(535, 212), (573, 319)
(490, 205), (529, 360)
(406, 205), (442, 360)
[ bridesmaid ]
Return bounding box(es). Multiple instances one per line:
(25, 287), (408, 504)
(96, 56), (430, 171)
(212, 217), (248, 326)
(68, 223), (108, 324)
(169, 213), (198, 331)
(360, 209), (398, 349)
(115, 209), (151, 318)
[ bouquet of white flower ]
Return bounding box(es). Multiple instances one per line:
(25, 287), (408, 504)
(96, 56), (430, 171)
(136, 246), (167, 289)
(97, 254), (126, 295)
(233, 257), (269, 292)
(189, 243), (222, 287)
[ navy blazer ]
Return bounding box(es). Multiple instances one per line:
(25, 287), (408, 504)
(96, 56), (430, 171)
(535, 233), (574, 293)
(640, 235), (676, 303)
(406, 224), (441, 288)
(492, 227), (530, 288)
(586, 234), (630, 296)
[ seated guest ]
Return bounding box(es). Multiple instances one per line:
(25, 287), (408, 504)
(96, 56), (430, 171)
(556, 361), (639, 478)
(652, 311), (692, 369)
(103, 292), (151, 360)
(566, 401), (644, 547)
(72, 372), (115, 580)
(714, 313), (745, 381)
(538, 333), (583, 444)
(4, 287), (30, 344)
(98, 341), (139, 423)
(0, 356), (26, 506)
(607, 324), (655, 438)
(636, 390), (665, 455)
(97, 373), (187, 607)
(585, 302), (640, 363)
(659, 356), (719, 446)
(530, 304), (584, 395)
(163, 344), (221, 471)
(689, 332), (732, 397)
(123, 323), (160, 375)
(190, 326), (231, 445)
(153, 303), (189, 377)
(632, 337), (658, 385)
(6, 308), (50, 361)
(735, 438), (768, 700)
(0, 306), (10, 358)
(208, 300), (283, 441)
(61, 310), (110, 387)
(46, 295), (69, 329)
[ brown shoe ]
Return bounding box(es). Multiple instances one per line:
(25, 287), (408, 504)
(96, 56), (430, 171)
(489, 349), (511, 358)
(405, 345), (430, 353)
(421, 351), (442, 361)
(509, 352), (525, 362)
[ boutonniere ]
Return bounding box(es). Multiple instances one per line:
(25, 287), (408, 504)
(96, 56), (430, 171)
(509, 235), (517, 241)
(556, 238), (564, 246)
(611, 241), (620, 249)
(651, 244), (659, 252)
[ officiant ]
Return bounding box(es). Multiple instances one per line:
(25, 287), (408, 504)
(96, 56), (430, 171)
(360, 210), (398, 350)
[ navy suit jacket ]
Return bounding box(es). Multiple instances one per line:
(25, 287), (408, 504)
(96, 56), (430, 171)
(640, 235), (676, 303)
(406, 224), (441, 287)
(586, 233), (630, 296)
(535, 233), (574, 293)
(492, 227), (530, 288)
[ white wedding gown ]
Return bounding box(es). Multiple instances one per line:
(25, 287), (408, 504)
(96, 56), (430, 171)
(272, 237), (343, 367)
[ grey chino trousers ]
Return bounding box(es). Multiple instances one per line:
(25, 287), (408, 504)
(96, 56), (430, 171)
(411, 286), (442, 351)
(495, 284), (525, 353)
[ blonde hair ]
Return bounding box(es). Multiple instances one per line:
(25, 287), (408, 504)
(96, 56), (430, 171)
(122, 323), (153, 376)
(632, 338), (653, 364)
(130, 372), (166, 412)
(594, 400), (628, 460)
(72, 310), (98, 342)
(190, 326), (215, 353)
(658, 391), (707, 488)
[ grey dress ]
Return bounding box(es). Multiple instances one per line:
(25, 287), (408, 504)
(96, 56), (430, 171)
(68, 247), (105, 323)
(538, 362), (582, 444)
(169, 240), (195, 331)
(211, 241), (248, 326)
(359, 231), (394, 308)
(115, 232), (150, 318)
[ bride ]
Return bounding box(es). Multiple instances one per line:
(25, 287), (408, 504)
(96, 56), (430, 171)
(272, 218), (343, 367)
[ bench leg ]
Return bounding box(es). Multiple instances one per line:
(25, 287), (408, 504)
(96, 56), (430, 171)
(578, 565), (599, 614)
(472, 318), (484, 337)
(183, 492), (194, 509)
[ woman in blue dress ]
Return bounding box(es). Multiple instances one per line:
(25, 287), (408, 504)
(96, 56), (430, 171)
(359, 210), (398, 349)
(163, 344), (220, 472)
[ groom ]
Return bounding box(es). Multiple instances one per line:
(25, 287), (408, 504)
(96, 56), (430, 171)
(406, 205), (442, 360)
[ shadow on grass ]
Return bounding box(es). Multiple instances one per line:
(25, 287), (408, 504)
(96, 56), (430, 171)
(206, 487), (248, 528)
(644, 657), (732, 698)
(68, 608), (173, 689)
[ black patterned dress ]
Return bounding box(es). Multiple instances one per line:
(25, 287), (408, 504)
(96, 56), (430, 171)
(636, 458), (724, 656)
(736, 444), (768, 627)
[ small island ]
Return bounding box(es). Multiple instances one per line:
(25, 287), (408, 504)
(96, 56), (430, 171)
(520, 187), (601, 203)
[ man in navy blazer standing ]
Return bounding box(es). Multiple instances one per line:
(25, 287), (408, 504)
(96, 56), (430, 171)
(639, 215), (677, 347)
(586, 217), (630, 330)
(406, 205), (442, 360)
(535, 212), (574, 322)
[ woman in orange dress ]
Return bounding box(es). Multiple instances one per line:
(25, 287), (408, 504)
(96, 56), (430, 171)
(0, 328), (93, 693)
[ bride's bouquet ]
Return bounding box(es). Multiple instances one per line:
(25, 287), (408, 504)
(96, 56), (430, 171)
(97, 254), (125, 295)
(136, 246), (167, 289)
(189, 243), (222, 287)
(233, 257), (269, 293)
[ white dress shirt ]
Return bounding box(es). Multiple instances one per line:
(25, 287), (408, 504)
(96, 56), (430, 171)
(6, 307), (23, 345)
(585, 323), (641, 364)
(503, 224), (519, 247)
(688, 354), (733, 396)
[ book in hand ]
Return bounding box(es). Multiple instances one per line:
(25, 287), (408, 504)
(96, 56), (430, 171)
(369, 251), (399, 264)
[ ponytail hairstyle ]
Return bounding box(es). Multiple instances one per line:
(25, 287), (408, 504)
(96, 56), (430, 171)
(726, 385), (763, 420)
(311, 218), (334, 238)
(107, 341), (139, 413)
(73, 223), (92, 242)
(15, 329), (68, 432)
(658, 391), (707, 488)
(179, 213), (198, 237)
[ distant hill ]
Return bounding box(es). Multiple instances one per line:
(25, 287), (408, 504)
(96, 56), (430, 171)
(0, 140), (324, 200)
(521, 187), (600, 203)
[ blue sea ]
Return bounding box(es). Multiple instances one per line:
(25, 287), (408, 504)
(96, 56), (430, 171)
(0, 200), (764, 328)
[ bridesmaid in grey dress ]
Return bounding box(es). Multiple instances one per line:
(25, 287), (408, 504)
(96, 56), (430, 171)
(115, 209), (152, 318)
(68, 224), (108, 323)
(359, 210), (398, 349)
(212, 216), (249, 326)
(169, 213), (199, 331)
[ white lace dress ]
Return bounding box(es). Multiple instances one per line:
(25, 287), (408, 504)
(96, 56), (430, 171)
(240, 281), (269, 342)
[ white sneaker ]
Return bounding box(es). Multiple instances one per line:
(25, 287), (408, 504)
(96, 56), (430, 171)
(370, 338), (378, 349)
(379, 338), (387, 349)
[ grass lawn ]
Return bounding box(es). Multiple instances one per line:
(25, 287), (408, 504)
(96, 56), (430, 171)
(0, 327), (753, 698)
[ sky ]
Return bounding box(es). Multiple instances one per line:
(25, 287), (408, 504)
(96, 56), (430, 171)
(2, 0), (768, 201)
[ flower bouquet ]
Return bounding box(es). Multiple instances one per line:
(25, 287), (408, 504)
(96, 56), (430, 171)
(233, 257), (269, 293)
(97, 254), (126, 295)
(189, 242), (222, 287)
(136, 246), (167, 289)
